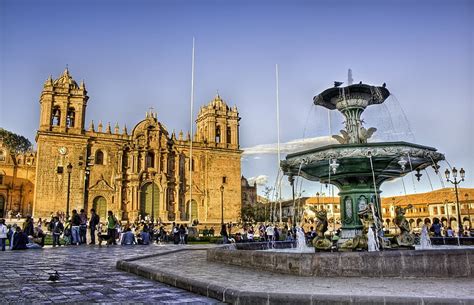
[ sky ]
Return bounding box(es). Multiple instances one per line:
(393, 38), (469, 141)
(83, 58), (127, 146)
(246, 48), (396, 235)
(1, 0), (473, 200)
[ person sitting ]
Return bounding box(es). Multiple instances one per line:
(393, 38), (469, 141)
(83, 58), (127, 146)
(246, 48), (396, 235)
(12, 227), (28, 250)
(138, 227), (151, 245)
(120, 228), (136, 245)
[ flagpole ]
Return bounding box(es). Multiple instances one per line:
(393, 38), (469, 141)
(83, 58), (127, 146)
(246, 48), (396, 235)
(276, 64), (282, 225)
(189, 37), (195, 225)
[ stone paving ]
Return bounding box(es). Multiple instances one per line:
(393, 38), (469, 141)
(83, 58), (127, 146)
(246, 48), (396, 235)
(0, 245), (220, 304)
(121, 249), (474, 304)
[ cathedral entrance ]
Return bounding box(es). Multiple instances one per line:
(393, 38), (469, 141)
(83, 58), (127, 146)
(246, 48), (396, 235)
(92, 196), (107, 221)
(186, 199), (198, 222)
(0, 195), (5, 218)
(140, 183), (160, 220)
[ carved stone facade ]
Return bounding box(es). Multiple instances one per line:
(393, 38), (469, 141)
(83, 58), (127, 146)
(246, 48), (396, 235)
(25, 69), (242, 224)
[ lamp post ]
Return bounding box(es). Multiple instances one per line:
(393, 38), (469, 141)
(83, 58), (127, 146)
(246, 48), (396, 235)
(465, 193), (471, 230)
(445, 167), (465, 244)
(220, 184), (224, 227)
(66, 163), (73, 219)
(444, 199), (450, 228)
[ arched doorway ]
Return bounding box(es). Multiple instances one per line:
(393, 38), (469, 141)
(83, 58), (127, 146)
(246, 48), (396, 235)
(0, 195), (5, 218)
(93, 196), (107, 221)
(186, 199), (198, 221)
(140, 183), (159, 220)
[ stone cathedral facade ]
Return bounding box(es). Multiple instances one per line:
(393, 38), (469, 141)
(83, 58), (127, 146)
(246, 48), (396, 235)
(32, 69), (242, 224)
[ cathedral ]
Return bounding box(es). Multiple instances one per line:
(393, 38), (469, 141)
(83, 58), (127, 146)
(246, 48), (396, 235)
(1, 68), (242, 225)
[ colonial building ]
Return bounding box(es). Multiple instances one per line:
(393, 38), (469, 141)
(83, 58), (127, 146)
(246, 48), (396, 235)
(2, 68), (243, 225)
(0, 145), (35, 217)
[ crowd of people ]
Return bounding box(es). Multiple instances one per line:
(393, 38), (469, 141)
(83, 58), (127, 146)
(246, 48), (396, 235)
(1, 211), (471, 252)
(0, 209), (203, 250)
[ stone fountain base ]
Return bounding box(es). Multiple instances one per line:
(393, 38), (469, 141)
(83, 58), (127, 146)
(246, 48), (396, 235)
(207, 242), (474, 278)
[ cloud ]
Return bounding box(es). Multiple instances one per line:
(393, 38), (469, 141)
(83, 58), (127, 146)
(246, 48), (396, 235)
(242, 136), (338, 155)
(248, 175), (268, 186)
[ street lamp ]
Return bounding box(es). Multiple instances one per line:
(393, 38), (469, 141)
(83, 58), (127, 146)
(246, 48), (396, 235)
(444, 199), (450, 228)
(465, 193), (471, 230)
(66, 163), (73, 219)
(220, 184), (224, 227)
(445, 167), (465, 244)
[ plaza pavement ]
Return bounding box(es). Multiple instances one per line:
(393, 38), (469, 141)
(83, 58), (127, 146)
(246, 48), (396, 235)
(0, 244), (221, 304)
(119, 248), (474, 305)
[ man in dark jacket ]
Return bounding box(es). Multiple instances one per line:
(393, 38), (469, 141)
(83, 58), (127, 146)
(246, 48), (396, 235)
(23, 215), (34, 237)
(89, 209), (100, 245)
(49, 216), (64, 247)
(12, 227), (28, 250)
(71, 210), (81, 245)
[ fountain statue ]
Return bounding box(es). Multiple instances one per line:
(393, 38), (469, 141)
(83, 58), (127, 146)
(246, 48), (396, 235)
(281, 82), (445, 248)
(393, 205), (415, 247)
(310, 210), (332, 251)
(419, 224), (433, 249)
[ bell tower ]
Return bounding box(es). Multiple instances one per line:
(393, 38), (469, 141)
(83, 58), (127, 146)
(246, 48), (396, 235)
(196, 94), (240, 149)
(39, 68), (88, 134)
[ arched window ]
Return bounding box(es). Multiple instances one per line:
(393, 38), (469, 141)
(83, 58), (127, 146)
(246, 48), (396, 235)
(95, 150), (104, 165)
(227, 126), (231, 144)
(66, 108), (75, 128)
(215, 126), (221, 143)
(0, 150), (5, 161)
(52, 107), (61, 126)
(146, 152), (155, 168)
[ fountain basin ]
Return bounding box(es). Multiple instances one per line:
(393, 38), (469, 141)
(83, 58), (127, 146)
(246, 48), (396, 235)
(281, 141), (444, 184)
(207, 243), (474, 278)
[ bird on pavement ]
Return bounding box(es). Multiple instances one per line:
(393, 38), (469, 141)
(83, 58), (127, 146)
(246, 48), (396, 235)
(48, 271), (60, 282)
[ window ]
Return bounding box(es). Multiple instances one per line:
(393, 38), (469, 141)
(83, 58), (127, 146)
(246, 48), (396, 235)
(190, 158), (195, 172)
(226, 127), (231, 144)
(0, 150), (5, 161)
(52, 107), (61, 126)
(146, 152), (155, 168)
(66, 108), (75, 128)
(0, 173), (3, 185)
(95, 150), (104, 165)
(215, 126), (221, 143)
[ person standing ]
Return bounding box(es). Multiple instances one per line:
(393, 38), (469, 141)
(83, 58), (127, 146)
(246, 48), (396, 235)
(71, 210), (81, 245)
(49, 216), (64, 247)
(220, 224), (229, 244)
(89, 209), (100, 245)
(0, 219), (8, 251)
(23, 215), (34, 237)
(79, 209), (88, 244)
(107, 210), (118, 245)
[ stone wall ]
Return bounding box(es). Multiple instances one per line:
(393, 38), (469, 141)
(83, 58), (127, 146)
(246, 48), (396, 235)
(207, 244), (474, 278)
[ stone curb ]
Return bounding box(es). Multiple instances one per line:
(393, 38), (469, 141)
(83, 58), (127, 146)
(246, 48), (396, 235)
(116, 249), (474, 305)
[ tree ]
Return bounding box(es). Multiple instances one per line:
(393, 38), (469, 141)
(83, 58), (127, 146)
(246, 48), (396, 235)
(0, 128), (33, 154)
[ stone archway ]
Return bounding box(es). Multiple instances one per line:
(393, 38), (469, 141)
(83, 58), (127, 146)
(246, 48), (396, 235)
(186, 199), (198, 221)
(93, 196), (107, 221)
(140, 182), (160, 220)
(0, 195), (5, 218)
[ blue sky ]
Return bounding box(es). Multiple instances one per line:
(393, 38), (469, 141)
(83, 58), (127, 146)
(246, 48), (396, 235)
(1, 0), (473, 199)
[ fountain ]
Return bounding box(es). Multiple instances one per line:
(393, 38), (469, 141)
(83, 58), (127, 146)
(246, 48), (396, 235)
(281, 83), (445, 248)
(206, 81), (473, 279)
